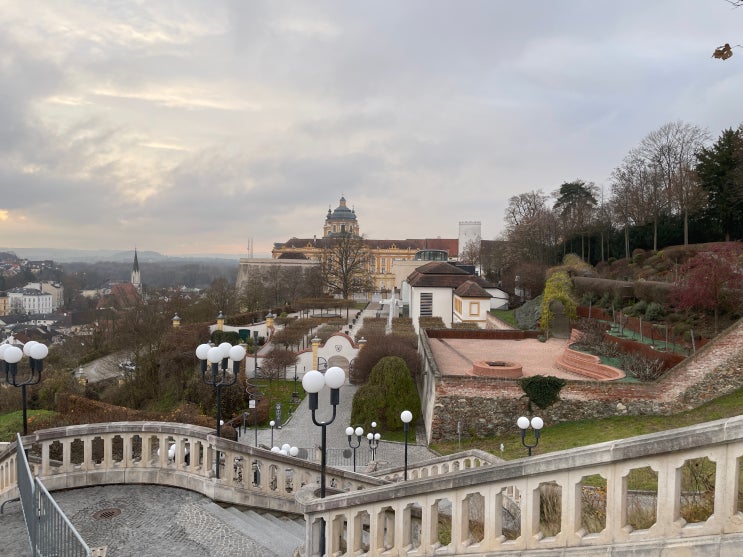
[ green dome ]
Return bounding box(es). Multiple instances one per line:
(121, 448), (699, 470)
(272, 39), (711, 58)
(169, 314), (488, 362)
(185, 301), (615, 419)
(327, 196), (356, 221)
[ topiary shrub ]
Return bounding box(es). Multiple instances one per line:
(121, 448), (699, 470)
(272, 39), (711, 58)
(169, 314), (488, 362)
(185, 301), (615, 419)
(644, 302), (665, 322)
(210, 330), (241, 345)
(349, 384), (386, 428)
(350, 334), (419, 384)
(519, 375), (567, 410)
(351, 356), (420, 431)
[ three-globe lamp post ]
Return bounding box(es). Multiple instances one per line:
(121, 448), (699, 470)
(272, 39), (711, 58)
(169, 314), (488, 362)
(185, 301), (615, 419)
(195, 342), (246, 479)
(517, 415), (544, 456)
(367, 421), (381, 461)
(345, 425), (364, 472)
(0, 341), (49, 436)
(302, 366), (345, 498)
(303, 366), (345, 557)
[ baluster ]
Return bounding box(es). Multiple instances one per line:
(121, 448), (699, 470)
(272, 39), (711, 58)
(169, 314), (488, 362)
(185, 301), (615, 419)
(83, 436), (92, 471)
(103, 434), (113, 468)
(123, 434), (132, 467)
(41, 441), (50, 476)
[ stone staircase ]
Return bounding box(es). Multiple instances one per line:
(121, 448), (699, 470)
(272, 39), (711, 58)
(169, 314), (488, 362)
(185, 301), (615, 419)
(555, 330), (625, 380)
(202, 501), (305, 557)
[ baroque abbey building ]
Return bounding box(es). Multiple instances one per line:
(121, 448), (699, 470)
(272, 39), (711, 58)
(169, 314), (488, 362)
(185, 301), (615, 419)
(272, 196), (457, 293)
(238, 196), (461, 297)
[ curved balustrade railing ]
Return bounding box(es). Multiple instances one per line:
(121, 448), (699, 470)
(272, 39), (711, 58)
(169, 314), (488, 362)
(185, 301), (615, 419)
(376, 449), (499, 483)
(299, 415), (743, 556)
(8, 419), (743, 555)
(0, 422), (385, 515)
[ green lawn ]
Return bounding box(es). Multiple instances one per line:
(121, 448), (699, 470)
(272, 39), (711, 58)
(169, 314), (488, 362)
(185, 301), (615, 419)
(490, 309), (519, 328)
(0, 410), (58, 442)
(431, 386), (743, 460)
(249, 379), (306, 426)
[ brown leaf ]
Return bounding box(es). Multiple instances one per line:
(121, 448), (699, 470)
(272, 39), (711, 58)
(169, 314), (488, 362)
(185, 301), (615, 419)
(712, 43), (733, 60)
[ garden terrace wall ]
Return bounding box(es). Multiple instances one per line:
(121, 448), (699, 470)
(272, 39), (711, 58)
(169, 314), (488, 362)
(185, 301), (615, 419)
(577, 305), (709, 349)
(604, 334), (686, 369)
(425, 329), (542, 340)
(422, 318), (743, 442)
(430, 376), (662, 441)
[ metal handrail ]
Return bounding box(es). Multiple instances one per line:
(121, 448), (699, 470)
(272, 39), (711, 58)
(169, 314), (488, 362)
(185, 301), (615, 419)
(15, 433), (91, 557)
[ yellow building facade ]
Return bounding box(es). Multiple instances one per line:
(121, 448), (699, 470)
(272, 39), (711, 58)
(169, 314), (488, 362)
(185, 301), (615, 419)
(271, 196), (456, 294)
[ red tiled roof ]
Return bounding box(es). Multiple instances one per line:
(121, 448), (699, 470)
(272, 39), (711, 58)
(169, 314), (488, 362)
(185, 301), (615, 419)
(408, 262), (496, 289)
(275, 237), (459, 255)
(454, 280), (492, 298)
(97, 283), (141, 310)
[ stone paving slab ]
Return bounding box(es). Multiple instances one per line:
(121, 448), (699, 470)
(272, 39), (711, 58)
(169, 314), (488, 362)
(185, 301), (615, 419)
(0, 500), (33, 557)
(0, 485), (278, 557)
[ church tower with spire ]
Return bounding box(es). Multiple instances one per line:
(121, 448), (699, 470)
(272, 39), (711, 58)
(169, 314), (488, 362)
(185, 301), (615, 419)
(131, 248), (141, 293)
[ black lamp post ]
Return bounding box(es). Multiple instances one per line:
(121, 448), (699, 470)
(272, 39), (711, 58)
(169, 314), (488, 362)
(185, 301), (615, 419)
(367, 421), (381, 461)
(345, 425), (364, 472)
(302, 366), (345, 497)
(291, 366), (300, 404)
(252, 330), (259, 379)
(401, 410), (413, 480)
(195, 341), (246, 479)
(303, 366), (345, 557)
(1, 341), (49, 436)
(517, 415), (544, 456)
(246, 387), (262, 447)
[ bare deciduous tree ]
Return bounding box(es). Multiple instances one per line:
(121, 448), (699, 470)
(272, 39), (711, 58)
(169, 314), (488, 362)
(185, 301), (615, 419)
(459, 236), (482, 266)
(637, 121), (710, 245)
(320, 234), (374, 298)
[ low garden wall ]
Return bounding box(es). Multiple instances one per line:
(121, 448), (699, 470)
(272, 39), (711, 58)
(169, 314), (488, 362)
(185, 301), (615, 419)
(423, 318), (743, 442)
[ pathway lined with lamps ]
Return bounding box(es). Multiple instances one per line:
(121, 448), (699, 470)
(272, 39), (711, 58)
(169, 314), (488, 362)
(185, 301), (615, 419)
(235, 380), (438, 474)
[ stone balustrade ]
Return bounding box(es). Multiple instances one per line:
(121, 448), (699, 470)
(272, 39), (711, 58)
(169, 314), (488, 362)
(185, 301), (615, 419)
(7, 418), (743, 555)
(377, 449), (499, 483)
(0, 421), (385, 514)
(298, 415), (743, 556)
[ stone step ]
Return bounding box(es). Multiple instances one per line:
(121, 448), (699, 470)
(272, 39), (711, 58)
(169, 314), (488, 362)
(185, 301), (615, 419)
(229, 507), (304, 555)
(560, 350), (597, 363)
(248, 509), (306, 539)
(202, 502), (300, 557)
(556, 348), (624, 380)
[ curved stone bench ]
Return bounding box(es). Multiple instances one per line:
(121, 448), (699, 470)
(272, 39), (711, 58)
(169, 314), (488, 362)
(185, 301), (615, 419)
(556, 346), (625, 380)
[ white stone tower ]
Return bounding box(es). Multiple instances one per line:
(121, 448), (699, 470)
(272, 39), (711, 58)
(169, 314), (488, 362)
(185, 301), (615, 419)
(131, 248), (141, 293)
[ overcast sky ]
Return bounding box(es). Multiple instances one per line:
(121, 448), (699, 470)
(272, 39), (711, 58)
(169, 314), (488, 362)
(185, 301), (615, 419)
(0, 1), (740, 257)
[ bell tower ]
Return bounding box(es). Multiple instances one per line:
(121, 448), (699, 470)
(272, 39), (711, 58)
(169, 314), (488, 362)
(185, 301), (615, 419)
(131, 248), (142, 293)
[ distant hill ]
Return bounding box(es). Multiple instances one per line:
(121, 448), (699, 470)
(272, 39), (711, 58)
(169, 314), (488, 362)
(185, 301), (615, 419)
(0, 247), (244, 264)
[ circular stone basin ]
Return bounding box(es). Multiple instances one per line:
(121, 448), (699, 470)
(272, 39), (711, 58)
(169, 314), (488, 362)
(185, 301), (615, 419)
(471, 360), (523, 378)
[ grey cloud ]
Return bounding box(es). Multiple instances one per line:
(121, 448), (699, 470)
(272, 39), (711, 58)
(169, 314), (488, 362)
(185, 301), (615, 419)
(1, 1), (741, 254)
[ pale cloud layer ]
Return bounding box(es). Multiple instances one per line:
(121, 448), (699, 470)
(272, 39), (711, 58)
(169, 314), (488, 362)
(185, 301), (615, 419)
(0, 0), (740, 256)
